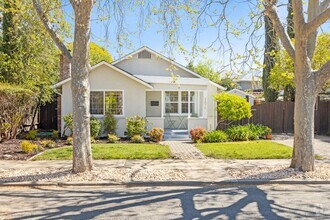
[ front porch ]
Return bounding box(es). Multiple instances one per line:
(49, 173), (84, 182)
(146, 90), (208, 139)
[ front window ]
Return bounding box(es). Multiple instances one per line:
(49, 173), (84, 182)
(90, 92), (104, 115)
(165, 91), (179, 113)
(165, 91), (198, 115)
(105, 91), (123, 115)
(90, 91), (123, 115)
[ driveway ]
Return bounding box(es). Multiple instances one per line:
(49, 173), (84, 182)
(273, 135), (330, 160)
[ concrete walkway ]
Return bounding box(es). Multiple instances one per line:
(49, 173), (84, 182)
(273, 135), (330, 161)
(162, 141), (206, 159)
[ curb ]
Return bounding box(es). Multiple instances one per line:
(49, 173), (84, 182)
(1, 180), (330, 187)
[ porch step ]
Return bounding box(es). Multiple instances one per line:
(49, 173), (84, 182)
(164, 129), (190, 141)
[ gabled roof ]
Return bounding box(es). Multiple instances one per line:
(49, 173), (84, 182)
(112, 46), (226, 90)
(236, 72), (262, 82)
(53, 61), (153, 89)
(228, 89), (256, 98)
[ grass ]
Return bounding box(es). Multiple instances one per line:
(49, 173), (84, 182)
(33, 143), (171, 160)
(196, 140), (293, 159)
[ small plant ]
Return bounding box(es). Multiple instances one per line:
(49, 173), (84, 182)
(90, 136), (97, 144)
(149, 128), (164, 142)
(66, 137), (73, 145)
(40, 140), (56, 148)
(190, 127), (208, 143)
(131, 134), (145, 143)
(90, 116), (102, 138)
(203, 130), (228, 143)
(108, 134), (120, 143)
(26, 130), (38, 140)
(225, 125), (259, 141)
(126, 116), (147, 137)
(63, 113), (73, 136)
(103, 112), (117, 135)
(21, 141), (38, 154)
(52, 130), (59, 139)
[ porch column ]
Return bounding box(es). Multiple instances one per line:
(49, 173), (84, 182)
(161, 91), (164, 118)
(203, 91), (207, 118)
(188, 91), (191, 118)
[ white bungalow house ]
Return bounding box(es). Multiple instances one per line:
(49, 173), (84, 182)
(54, 47), (225, 137)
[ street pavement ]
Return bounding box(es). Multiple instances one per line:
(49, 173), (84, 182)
(0, 184), (330, 219)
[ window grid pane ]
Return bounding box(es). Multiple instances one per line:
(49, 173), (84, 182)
(105, 91), (123, 115)
(90, 92), (104, 115)
(165, 103), (178, 113)
(182, 103), (188, 113)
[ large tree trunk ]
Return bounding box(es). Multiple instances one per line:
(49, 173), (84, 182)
(71, 1), (94, 173)
(290, 36), (316, 171)
(263, 16), (279, 102)
(290, 77), (316, 171)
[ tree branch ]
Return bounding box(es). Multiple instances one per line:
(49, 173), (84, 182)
(320, 0), (330, 10)
(264, 4), (295, 60)
(307, 0), (319, 59)
(33, 0), (72, 59)
(306, 7), (330, 38)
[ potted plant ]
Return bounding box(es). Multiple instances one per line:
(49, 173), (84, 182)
(265, 127), (272, 140)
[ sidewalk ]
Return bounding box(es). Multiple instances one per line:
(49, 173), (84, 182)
(1, 158), (329, 185)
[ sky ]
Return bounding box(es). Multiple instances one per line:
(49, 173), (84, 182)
(61, 0), (311, 74)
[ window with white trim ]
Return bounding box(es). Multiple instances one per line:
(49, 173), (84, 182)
(105, 91), (123, 115)
(90, 92), (104, 114)
(90, 91), (123, 115)
(190, 91), (196, 114)
(165, 91), (179, 113)
(181, 91), (189, 114)
(165, 91), (198, 115)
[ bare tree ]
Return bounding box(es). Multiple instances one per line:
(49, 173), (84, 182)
(33, 0), (93, 173)
(265, 0), (330, 171)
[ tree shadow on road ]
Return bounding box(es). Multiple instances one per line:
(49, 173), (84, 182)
(1, 184), (327, 219)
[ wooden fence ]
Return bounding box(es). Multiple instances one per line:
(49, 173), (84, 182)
(217, 100), (330, 134)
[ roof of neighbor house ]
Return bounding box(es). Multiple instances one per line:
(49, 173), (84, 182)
(236, 71), (262, 82)
(54, 46), (226, 90)
(228, 89), (256, 98)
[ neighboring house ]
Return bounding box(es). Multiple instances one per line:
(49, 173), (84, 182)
(54, 46), (225, 137)
(235, 72), (262, 91)
(227, 89), (256, 106)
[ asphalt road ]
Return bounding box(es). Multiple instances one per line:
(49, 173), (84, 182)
(1, 184), (330, 219)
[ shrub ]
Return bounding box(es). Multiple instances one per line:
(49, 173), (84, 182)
(40, 140), (56, 148)
(225, 125), (259, 141)
(126, 116), (147, 137)
(90, 117), (101, 138)
(52, 130), (59, 139)
(63, 113), (73, 136)
(26, 130), (38, 140)
(21, 141), (38, 154)
(213, 93), (252, 123)
(203, 130), (228, 143)
(0, 83), (36, 141)
(190, 127), (208, 143)
(131, 134), (145, 143)
(66, 137), (73, 145)
(108, 134), (120, 143)
(103, 112), (117, 135)
(149, 128), (164, 142)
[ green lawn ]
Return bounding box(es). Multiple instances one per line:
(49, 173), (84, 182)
(33, 143), (171, 160)
(196, 141), (293, 159)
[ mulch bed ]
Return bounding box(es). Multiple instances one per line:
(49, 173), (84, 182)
(0, 139), (67, 160)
